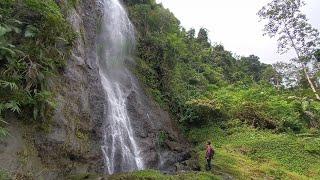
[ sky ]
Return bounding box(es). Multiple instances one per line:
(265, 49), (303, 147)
(155, 0), (320, 64)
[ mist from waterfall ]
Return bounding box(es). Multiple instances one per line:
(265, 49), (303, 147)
(98, 0), (144, 174)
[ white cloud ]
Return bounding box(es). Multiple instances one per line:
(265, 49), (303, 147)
(156, 0), (320, 64)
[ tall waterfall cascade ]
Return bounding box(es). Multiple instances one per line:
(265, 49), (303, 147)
(98, 0), (144, 174)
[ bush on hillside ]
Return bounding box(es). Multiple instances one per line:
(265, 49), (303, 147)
(0, 0), (75, 127)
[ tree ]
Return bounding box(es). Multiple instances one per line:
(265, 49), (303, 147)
(197, 28), (210, 47)
(273, 62), (299, 88)
(187, 28), (195, 39)
(238, 55), (267, 82)
(313, 49), (320, 88)
(261, 65), (280, 87)
(315, 49), (320, 62)
(258, 0), (320, 100)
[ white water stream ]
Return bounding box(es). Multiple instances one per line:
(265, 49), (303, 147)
(98, 0), (144, 174)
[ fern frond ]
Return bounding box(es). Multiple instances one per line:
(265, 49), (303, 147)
(0, 116), (8, 124)
(0, 80), (18, 90)
(5, 101), (21, 113)
(0, 127), (9, 138)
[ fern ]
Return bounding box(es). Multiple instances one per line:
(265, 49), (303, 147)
(0, 80), (18, 90)
(0, 116), (8, 138)
(5, 101), (21, 113)
(0, 127), (8, 137)
(0, 0), (74, 123)
(0, 117), (8, 125)
(0, 101), (21, 125)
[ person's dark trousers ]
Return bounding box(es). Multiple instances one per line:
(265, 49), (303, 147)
(206, 158), (212, 170)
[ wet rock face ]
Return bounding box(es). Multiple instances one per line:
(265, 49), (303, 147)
(0, 0), (190, 178)
(31, 0), (106, 177)
(0, 1), (106, 178)
(125, 73), (191, 171)
(38, 0), (191, 175)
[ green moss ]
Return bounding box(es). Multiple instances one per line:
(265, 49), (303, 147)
(17, 149), (30, 166)
(76, 129), (89, 141)
(68, 0), (79, 8)
(157, 131), (168, 146)
(0, 169), (11, 180)
(36, 121), (52, 134)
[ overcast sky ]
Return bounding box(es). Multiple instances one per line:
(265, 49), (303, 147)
(155, 0), (320, 64)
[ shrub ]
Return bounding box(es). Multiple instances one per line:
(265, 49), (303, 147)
(183, 97), (223, 126)
(236, 101), (277, 130)
(0, 0), (75, 124)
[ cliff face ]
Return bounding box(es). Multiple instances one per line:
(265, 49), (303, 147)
(122, 69), (190, 171)
(1, 1), (105, 178)
(32, 0), (106, 176)
(0, 0), (189, 178)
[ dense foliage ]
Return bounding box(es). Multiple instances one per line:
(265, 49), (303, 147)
(124, 0), (320, 132)
(122, 0), (320, 177)
(0, 0), (319, 178)
(0, 0), (75, 134)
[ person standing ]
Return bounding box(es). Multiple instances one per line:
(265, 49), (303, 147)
(205, 141), (214, 171)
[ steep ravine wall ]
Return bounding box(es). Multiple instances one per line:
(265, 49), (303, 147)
(1, 1), (105, 179)
(32, 0), (106, 176)
(0, 0), (190, 178)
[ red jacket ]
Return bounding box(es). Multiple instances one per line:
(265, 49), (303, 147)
(206, 145), (214, 159)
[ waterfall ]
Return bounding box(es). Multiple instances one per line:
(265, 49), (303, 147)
(98, 0), (144, 174)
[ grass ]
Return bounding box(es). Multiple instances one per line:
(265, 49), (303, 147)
(69, 122), (319, 179)
(68, 122), (320, 180)
(187, 122), (320, 179)
(108, 170), (220, 180)
(67, 170), (220, 180)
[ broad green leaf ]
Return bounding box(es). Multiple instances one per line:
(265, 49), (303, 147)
(24, 25), (38, 38)
(0, 26), (9, 37)
(12, 26), (21, 34)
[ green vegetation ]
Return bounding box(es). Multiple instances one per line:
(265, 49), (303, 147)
(125, 0), (320, 130)
(0, 169), (11, 180)
(68, 170), (220, 180)
(0, 0), (319, 179)
(188, 123), (320, 179)
(124, 0), (320, 178)
(0, 0), (75, 133)
(258, 0), (320, 100)
(108, 170), (219, 180)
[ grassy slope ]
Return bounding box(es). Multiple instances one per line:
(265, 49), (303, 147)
(67, 170), (220, 180)
(69, 124), (319, 180)
(122, 1), (320, 179)
(108, 170), (220, 180)
(187, 123), (320, 179)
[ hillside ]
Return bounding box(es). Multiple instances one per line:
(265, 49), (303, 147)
(123, 0), (320, 178)
(0, 0), (320, 179)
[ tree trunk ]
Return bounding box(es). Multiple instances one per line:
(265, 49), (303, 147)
(284, 23), (320, 100)
(276, 74), (280, 91)
(303, 65), (320, 100)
